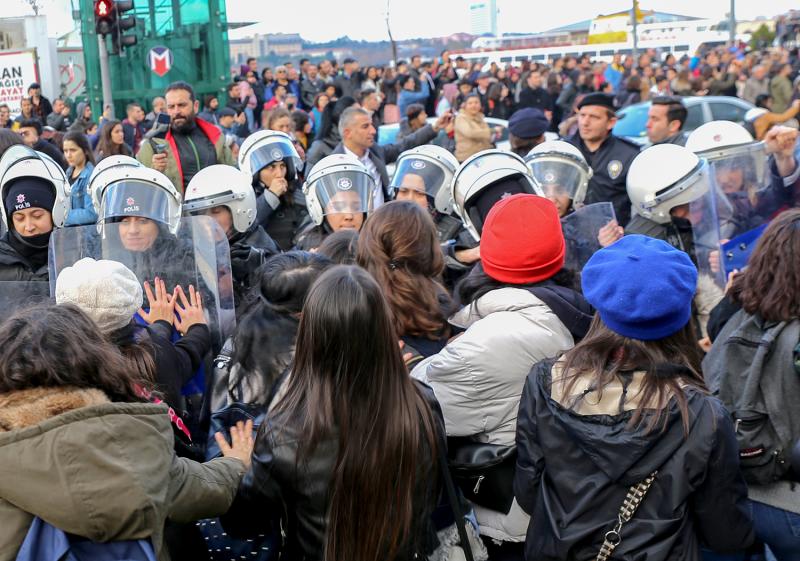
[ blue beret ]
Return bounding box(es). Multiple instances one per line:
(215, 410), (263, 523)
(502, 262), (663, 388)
(581, 235), (698, 341)
(508, 108), (549, 139)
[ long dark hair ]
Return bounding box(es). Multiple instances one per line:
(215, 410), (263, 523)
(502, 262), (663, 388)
(730, 209), (800, 322)
(0, 304), (148, 402)
(557, 315), (706, 435)
(357, 201), (451, 339)
(274, 265), (439, 561)
(231, 252), (331, 405)
(95, 119), (131, 159)
(63, 130), (97, 166)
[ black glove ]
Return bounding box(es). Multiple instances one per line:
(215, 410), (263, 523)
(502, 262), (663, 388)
(230, 246), (264, 281)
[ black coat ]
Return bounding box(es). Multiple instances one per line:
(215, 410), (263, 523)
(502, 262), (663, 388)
(518, 86), (553, 112)
(568, 133), (640, 226)
(514, 361), (754, 561)
(253, 186), (308, 252)
(0, 232), (48, 282)
(222, 381), (445, 561)
(229, 223), (280, 314)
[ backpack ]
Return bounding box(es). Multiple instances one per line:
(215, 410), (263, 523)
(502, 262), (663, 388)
(702, 310), (800, 485)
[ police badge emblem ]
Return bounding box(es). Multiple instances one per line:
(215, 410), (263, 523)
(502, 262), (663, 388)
(607, 160), (623, 180)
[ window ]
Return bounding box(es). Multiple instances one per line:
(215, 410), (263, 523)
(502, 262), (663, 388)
(500, 56), (512, 62)
(684, 104), (705, 131)
(710, 102), (747, 124)
(600, 50), (615, 56)
(532, 54), (546, 61)
(674, 45), (690, 52)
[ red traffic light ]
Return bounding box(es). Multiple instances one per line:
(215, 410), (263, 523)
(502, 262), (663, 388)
(94, 0), (113, 17)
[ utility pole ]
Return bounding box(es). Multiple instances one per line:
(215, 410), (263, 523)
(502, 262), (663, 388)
(729, 0), (736, 45)
(385, 0), (397, 65)
(631, 0), (639, 61)
(98, 34), (114, 119)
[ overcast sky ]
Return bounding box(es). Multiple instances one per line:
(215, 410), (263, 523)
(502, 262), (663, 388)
(7, 0), (799, 42)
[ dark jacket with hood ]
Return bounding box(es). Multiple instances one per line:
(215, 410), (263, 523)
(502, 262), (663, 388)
(514, 360), (754, 561)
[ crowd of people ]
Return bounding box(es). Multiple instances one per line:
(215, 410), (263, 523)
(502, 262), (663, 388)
(0, 37), (799, 561)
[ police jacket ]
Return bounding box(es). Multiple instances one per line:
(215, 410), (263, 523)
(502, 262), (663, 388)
(0, 231), (49, 282)
(514, 360), (754, 561)
(222, 381), (445, 561)
(568, 133), (640, 226)
(229, 223), (280, 314)
(255, 186), (308, 252)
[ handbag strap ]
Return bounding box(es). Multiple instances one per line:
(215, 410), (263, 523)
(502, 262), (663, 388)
(435, 429), (475, 561)
(595, 471), (657, 561)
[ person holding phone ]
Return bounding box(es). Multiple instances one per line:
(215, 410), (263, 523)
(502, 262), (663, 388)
(136, 81), (235, 193)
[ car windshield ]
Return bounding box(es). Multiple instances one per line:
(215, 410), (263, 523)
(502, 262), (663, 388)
(613, 102), (650, 139)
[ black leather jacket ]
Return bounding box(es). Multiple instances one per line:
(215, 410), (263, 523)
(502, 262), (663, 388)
(514, 360), (754, 561)
(223, 381), (445, 561)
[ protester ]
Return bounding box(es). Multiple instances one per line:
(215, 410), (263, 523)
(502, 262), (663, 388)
(356, 201), (453, 358)
(17, 119), (68, 169)
(137, 81), (235, 192)
(413, 194), (592, 557)
(62, 130), (98, 226)
(121, 102), (146, 154)
(95, 119), (133, 161)
(45, 98), (71, 132)
(0, 303), (253, 560)
(455, 93), (496, 162)
(514, 234), (754, 560)
(27, 82), (53, 122)
(223, 265), (446, 561)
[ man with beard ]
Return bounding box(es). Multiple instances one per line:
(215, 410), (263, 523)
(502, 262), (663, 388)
(137, 81), (235, 192)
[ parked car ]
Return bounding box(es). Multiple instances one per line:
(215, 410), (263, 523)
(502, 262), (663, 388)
(613, 96), (755, 145)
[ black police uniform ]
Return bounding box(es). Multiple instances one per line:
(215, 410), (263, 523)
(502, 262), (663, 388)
(567, 133), (640, 226)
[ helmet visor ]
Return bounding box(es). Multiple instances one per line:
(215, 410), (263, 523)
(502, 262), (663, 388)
(314, 171), (373, 217)
(527, 157), (587, 200)
(390, 158), (446, 199)
(246, 138), (302, 179)
(704, 143), (769, 195)
(101, 180), (174, 225)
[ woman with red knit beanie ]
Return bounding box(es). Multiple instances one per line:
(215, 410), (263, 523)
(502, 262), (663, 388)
(411, 193), (593, 560)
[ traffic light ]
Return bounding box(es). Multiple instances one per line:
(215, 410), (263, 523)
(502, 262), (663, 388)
(94, 0), (115, 36)
(114, 0), (138, 51)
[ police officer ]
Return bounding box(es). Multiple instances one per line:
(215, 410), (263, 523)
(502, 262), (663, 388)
(451, 148), (543, 241)
(184, 164), (280, 314)
(0, 145), (70, 282)
(295, 154), (375, 250)
(238, 130), (307, 251)
(508, 107), (550, 158)
(390, 145), (480, 279)
(567, 92), (640, 226)
(525, 139), (593, 218)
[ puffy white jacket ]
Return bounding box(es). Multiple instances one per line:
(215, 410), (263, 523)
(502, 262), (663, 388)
(411, 287), (576, 542)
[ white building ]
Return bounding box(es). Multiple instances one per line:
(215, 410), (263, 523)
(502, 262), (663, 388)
(470, 0), (498, 37)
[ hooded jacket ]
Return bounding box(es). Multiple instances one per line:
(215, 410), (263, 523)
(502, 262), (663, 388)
(514, 360), (754, 561)
(411, 286), (587, 542)
(0, 387), (246, 561)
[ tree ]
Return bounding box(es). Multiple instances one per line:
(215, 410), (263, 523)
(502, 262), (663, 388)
(749, 24), (776, 50)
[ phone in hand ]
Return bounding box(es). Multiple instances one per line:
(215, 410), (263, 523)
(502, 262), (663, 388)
(156, 112), (170, 126)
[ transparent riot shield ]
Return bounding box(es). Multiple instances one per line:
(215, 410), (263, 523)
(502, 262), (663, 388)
(48, 215), (235, 353)
(560, 202), (616, 271)
(0, 281), (52, 317)
(707, 155), (787, 277)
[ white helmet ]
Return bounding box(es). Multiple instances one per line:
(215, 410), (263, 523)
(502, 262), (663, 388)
(303, 154), (374, 226)
(183, 165), (256, 234)
(0, 145), (70, 228)
(451, 149), (543, 240)
(685, 120), (768, 192)
(390, 145), (459, 214)
(90, 156), (182, 234)
(238, 130), (302, 182)
(525, 140), (593, 208)
(627, 144), (711, 224)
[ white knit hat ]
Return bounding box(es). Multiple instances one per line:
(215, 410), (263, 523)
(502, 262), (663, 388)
(55, 257), (143, 333)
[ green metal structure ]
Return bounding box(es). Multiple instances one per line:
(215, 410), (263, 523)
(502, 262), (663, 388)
(77, 0), (231, 118)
